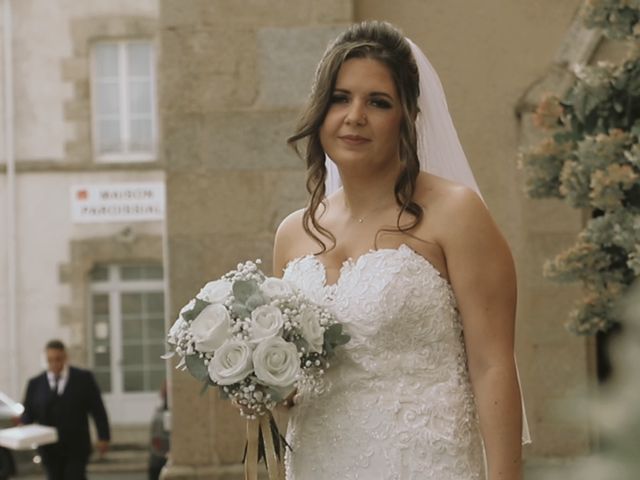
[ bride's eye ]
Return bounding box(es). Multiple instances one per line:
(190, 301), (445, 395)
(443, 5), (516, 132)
(330, 93), (349, 104)
(370, 98), (392, 109)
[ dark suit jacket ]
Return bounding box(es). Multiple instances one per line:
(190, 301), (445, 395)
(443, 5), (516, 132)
(21, 366), (110, 458)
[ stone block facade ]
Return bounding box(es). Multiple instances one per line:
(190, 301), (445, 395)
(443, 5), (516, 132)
(160, 0), (351, 476)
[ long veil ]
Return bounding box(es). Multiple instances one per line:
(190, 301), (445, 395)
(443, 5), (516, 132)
(323, 38), (531, 445)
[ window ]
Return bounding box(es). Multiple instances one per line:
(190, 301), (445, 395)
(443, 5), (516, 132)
(91, 40), (156, 162)
(89, 264), (165, 394)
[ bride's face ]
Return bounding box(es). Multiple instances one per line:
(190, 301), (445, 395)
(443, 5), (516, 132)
(320, 58), (403, 173)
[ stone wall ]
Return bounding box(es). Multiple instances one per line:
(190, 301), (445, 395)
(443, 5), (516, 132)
(159, 0), (352, 476)
(160, 0), (601, 476)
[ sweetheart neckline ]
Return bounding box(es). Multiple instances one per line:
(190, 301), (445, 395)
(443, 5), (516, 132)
(285, 243), (452, 290)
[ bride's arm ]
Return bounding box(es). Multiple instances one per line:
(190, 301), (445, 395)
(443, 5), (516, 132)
(272, 209), (306, 411)
(438, 187), (523, 480)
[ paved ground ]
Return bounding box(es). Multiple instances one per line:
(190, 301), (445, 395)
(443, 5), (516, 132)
(14, 458), (581, 479)
(17, 474), (145, 480)
(12, 446), (149, 479)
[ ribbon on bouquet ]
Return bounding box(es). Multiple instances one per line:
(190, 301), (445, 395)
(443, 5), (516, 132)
(243, 412), (287, 480)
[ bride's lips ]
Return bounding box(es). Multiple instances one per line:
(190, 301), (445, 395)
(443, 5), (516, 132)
(338, 134), (371, 145)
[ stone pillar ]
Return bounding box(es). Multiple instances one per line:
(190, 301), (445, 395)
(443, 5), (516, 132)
(158, 1), (353, 477)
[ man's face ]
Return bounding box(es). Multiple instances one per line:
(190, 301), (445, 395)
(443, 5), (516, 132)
(46, 348), (67, 376)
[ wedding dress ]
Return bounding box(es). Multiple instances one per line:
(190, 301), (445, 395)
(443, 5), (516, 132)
(283, 244), (485, 480)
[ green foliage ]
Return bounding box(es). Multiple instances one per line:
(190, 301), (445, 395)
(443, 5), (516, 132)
(232, 279), (260, 302)
(518, 138), (568, 199)
(582, 0), (640, 39)
(323, 323), (351, 356)
(518, 2), (640, 334)
(565, 59), (640, 135)
(231, 279), (266, 318)
(181, 298), (209, 322)
(185, 354), (209, 382)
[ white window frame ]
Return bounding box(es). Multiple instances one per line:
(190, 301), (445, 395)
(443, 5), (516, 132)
(90, 39), (158, 163)
(88, 264), (165, 397)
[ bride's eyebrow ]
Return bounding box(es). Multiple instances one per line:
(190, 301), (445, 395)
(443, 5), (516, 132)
(333, 88), (395, 100)
(369, 91), (394, 100)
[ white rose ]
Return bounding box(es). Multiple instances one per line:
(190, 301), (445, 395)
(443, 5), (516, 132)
(190, 304), (232, 352)
(208, 339), (254, 385)
(249, 305), (284, 343)
(253, 337), (300, 391)
(260, 277), (293, 299)
(298, 309), (325, 353)
(196, 279), (232, 304)
(167, 317), (188, 345)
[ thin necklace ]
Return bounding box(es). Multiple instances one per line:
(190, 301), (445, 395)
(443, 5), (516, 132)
(348, 203), (399, 224)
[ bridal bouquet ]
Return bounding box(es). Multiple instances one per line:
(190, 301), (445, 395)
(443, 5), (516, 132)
(165, 259), (349, 479)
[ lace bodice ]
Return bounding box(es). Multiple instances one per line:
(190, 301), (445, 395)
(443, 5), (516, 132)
(283, 244), (485, 480)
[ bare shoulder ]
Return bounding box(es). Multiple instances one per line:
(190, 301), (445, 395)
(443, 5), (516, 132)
(274, 208), (305, 254)
(273, 208), (306, 277)
(415, 172), (490, 239)
(275, 208), (305, 242)
(416, 173), (514, 282)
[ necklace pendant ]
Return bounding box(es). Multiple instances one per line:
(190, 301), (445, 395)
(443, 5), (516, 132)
(357, 218), (364, 223)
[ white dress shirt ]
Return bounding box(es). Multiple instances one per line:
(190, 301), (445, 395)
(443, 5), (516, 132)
(47, 365), (69, 395)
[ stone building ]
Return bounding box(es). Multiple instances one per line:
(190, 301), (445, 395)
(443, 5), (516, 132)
(0, 0), (165, 442)
(159, 0), (604, 478)
(0, 0), (622, 477)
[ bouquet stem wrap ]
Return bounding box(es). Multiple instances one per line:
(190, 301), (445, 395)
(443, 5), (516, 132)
(244, 413), (284, 480)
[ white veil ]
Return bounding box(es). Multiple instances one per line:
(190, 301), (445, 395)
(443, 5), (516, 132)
(323, 37), (531, 445)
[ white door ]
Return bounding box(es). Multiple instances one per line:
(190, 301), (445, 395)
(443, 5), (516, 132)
(89, 264), (165, 425)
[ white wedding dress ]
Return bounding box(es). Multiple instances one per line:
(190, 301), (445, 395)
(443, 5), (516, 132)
(282, 244), (485, 480)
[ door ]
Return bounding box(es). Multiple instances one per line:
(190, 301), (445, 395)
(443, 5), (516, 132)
(89, 264), (165, 424)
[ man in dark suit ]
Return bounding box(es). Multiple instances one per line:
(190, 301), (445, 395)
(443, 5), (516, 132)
(21, 339), (110, 480)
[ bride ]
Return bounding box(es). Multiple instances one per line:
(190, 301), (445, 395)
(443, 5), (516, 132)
(273, 21), (528, 479)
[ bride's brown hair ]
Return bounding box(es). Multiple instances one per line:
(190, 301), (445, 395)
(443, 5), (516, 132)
(287, 20), (422, 253)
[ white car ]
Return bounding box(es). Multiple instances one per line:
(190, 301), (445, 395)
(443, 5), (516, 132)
(0, 392), (41, 479)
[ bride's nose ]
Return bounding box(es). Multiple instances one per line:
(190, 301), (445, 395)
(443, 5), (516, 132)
(344, 100), (367, 126)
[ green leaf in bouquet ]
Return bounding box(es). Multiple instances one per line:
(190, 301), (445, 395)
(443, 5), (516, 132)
(246, 293), (267, 311)
(324, 342), (335, 357)
(323, 324), (350, 357)
(219, 387), (230, 400)
(181, 298), (210, 322)
(233, 279), (259, 303)
(200, 380), (210, 396)
(324, 323), (351, 347)
(266, 387), (284, 403)
(185, 354), (209, 382)
(231, 301), (251, 320)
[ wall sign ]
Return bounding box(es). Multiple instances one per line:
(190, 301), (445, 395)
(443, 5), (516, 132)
(70, 183), (165, 223)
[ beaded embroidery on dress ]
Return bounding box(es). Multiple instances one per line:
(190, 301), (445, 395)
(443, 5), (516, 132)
(282, 244), (485, 480)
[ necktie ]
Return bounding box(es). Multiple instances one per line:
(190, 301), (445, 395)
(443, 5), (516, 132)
(53, 375), (60, 396)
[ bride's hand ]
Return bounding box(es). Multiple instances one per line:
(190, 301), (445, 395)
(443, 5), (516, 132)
(276, 389), (299, 412)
